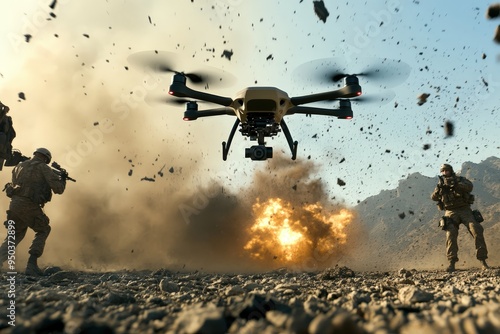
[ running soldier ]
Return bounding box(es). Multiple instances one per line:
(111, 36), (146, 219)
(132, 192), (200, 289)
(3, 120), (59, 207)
(0, 148), (66, 275)
(431, 163), (489, 272)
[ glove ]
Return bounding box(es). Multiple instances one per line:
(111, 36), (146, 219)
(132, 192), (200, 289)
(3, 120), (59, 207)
(443, 177), (456, 188)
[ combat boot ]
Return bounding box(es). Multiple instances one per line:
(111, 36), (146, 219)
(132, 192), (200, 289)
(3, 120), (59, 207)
(446, 261), (456, 273)
(480, 260), (490, 270)
(25, 256), (44, 276)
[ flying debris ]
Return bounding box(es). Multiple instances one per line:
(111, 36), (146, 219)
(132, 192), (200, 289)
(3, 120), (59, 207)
(18, 92), (26, 100)
(158, 164), (166, 177)
(444, 120), (454, 137)
(221, 49), (233, 60)
(24, 34), (32, 43)
(486, 3), (500, 19)
(486, 4), (500, 43)
(141, 177), (155, 182)
(417, 93), (430, 106)
(49, 0), (57, 10)
(398, 212), (406, 219)
(337, 178), (346, 186)
(313, 0), (330, 23)
(423, 144), (431, 150)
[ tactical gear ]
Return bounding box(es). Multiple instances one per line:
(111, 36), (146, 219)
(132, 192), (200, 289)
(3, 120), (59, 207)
(34, 147), (52, 163)
(446, 261), (456, 272)
(3, 182), (17, 198)
(439, 216), (454, 230)
(440, 164), (454, 173)
(472, 210), (484, 223)
(0, 114), (15, 160)
(433, 176), (473, 210)
(481, 260), (490, 270)
(0, 156), (65, 272)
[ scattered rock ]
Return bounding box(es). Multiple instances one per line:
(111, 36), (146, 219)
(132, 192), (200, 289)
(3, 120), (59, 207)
(486, 3), (500, 19)
(417, 93), (430, 106)
(313, 0), (330, 23)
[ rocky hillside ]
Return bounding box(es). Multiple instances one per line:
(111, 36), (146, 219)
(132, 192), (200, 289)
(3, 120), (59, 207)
(348, 156), (500, 271)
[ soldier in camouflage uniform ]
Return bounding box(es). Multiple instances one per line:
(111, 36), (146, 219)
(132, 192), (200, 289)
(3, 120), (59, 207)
(0, 148), (66, 276)
(431, 164), (489, 272)
(0, 101), (16, 170)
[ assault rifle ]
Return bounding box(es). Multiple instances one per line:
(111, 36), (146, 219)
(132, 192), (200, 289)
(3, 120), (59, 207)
(436, 175), (445, 210)
(51, 162), (76, 182)
(3, 149), (29, 167)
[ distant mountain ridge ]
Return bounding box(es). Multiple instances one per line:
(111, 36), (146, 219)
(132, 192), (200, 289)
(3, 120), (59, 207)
(346, 156), (500, 271)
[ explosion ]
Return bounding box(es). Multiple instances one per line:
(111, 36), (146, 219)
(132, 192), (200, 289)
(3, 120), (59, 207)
(244, 197), (354, 268)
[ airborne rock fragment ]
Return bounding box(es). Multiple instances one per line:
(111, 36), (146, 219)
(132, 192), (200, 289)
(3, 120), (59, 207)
(486, 3), (500, 19)
(417, 93), (430, 106)
(444, 120), (454, 137)
(494, 25), (500, 43)
(313, 0), (329, 23)
(221, 49), (233, 60)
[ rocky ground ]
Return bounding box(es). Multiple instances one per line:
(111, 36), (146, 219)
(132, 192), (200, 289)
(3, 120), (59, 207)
(1, 266), (499, 334)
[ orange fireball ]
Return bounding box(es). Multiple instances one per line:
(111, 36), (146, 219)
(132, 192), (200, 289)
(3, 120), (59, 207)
(244, 197), (353, 266)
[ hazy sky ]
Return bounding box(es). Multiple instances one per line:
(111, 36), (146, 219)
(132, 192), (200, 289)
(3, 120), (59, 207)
(0, 0), (499, 208)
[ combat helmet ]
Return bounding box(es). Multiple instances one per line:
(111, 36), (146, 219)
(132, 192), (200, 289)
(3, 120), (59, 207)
(34, 147), (52, 163)
(440, 163), (454, 173)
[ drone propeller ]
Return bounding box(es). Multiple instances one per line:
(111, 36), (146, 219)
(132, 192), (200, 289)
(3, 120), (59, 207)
(347, 90), (397, 105)
(145, 95), (207, 106)
(127, 50), (237, 87)
(294, 57), (411, 88)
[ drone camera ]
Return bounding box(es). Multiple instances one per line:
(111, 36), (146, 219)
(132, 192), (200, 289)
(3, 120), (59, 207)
(245, 145), (273, 161)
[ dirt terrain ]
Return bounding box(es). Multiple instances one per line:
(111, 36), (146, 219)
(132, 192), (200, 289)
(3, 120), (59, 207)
(1, 266), (499, 333)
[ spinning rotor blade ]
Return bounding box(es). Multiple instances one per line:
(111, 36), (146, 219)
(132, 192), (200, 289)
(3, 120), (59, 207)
(127, 50), (237, 87)
(294, 57), (411, 88)
(346, 90), (397, 105)
(145, 95), (207, 106)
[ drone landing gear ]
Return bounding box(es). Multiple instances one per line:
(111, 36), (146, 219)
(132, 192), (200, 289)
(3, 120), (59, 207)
(280, 119), (298, 160)
(222, 118), (241, 161)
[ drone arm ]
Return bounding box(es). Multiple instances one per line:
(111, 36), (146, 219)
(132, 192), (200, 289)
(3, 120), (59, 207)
(290, 84), (361, 106)
(184, 107), (235, 120)
(169, 83), (233, 107)
(286, 106), (353, 119)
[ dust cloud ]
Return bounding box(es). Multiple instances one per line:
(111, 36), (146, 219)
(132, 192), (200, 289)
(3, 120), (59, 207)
(45, 152), (364, 273)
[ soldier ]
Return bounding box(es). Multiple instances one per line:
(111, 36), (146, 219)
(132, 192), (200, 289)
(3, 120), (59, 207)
(0, 101), (16, 170)
(431, 163), (489, 272)
(0, 148), (66, 276)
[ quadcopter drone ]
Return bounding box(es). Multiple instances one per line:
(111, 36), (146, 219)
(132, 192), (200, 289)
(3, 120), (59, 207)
(168, 73), (361, 161)
(130, 52), (408, 161)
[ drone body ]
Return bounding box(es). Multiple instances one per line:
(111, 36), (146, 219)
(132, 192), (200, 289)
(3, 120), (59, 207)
(168, 72), (362, 161)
